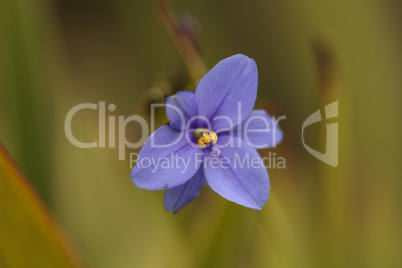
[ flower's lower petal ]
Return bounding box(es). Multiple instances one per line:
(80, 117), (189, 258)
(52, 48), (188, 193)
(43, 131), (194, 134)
(131, 125), (203, 190)
(204, 136), (270, 209)
(227, 110), (283, 149)
(165, 91), (197, 131)
(164, 167), (206, 213)
(195, 54), (258, 131)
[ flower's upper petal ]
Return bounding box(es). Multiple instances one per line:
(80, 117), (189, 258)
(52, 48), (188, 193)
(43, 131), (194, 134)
(224, 110), (283, 149)
(131, 125), (202, 190)
(164, 167), (206, 213)
(204, 136), (270, 209)
(165, 91), (197, 131)
(195, 54), (258, 132)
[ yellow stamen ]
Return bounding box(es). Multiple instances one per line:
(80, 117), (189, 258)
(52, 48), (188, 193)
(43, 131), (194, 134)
(197, 131), (217, 148)
(209, 132), (218, 144)
(198, 139), (206, 148)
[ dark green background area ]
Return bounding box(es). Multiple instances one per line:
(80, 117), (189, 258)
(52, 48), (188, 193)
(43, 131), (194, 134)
(1, 1), (401, 267)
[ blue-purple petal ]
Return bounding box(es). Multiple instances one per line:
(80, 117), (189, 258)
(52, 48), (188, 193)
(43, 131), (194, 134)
(203, 136), (270, 209)
(131, 125), (203, 190)
(227, 110), (283, 149)
(165, 91), (197, 131)
(164, 167), (206, 213)
(195, 54), (258, 132)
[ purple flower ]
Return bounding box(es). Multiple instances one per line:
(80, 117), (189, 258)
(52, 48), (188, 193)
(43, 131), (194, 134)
(131, 54), (283, 213)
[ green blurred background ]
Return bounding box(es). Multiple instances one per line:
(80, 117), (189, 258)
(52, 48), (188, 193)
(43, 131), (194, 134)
(1, 0), (401, 267)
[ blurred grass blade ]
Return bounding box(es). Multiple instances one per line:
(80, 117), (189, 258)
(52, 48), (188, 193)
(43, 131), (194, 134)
(155, 0), (207, 82)
(0, 143), (85, 268)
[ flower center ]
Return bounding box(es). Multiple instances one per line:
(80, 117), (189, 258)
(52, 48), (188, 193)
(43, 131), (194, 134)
(195, 128), (217, 148)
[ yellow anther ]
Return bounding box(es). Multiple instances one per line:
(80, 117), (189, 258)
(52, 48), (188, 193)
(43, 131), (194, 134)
(197, 131), (217, 148)
(209, 131), (218, 144)
(198, 139), (206, 148)
(202, 132), (210, 139)
(200, 137), (211, 144)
